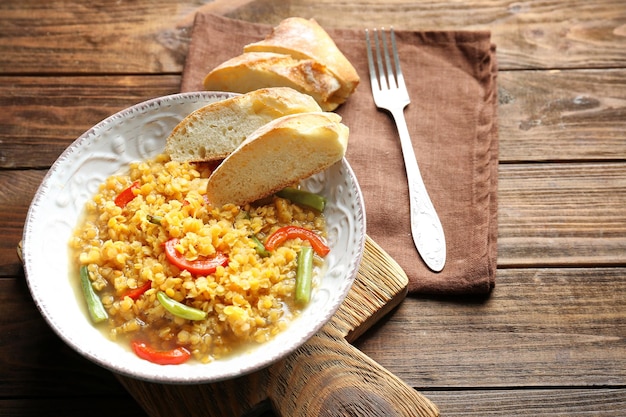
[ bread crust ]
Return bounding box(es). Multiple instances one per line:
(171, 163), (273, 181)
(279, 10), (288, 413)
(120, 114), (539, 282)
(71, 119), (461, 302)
(244, 18), (359, 101)
(203, 52), (342, 111)
(205, 112), (349, 207)
(165, 87), (322, 162)
(203, 17), (359, 111)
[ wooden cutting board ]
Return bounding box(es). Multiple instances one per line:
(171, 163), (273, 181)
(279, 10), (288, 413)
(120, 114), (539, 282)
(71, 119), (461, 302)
(117, 236), (440, 417)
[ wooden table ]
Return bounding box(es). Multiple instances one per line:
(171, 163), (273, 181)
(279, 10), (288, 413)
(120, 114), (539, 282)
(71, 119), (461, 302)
(1, 1), (625, 415)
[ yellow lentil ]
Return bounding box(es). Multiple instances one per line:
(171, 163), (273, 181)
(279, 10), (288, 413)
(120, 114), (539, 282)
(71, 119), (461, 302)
(70, 153), (327, 363)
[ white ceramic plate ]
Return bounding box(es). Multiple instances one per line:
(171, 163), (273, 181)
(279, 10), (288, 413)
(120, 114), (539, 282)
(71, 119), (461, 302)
(22, 91), (366, 384)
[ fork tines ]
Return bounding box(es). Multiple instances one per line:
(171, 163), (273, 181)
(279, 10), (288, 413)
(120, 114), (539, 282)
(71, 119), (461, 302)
(365, 27), (405, 92)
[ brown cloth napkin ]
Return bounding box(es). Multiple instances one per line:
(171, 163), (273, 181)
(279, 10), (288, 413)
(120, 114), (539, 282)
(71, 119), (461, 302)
(180, 13), (498, 296)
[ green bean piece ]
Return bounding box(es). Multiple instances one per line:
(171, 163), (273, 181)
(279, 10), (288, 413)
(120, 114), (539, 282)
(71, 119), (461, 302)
(250, 234), (270, 257)
(295, 246), (314, 305)
(157, 291), (207, 321)
(276, 187), (326, 212)
(79, 265), (108, 324)
(147, 214), (162, 225)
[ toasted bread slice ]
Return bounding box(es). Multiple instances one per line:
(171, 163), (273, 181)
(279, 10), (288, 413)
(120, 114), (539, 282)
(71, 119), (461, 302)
(206, 112), (348, 207)
(165, 87), (322, 162)
(203, 52), (342, 111)
(243, 18), (359, 105)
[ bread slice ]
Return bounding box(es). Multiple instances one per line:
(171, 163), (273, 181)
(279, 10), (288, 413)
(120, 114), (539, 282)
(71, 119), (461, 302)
(165, 87), (322, 162)
(206, 112), (348, 207)
(203, 52), (342, 111)
(243, 18), (359, 105)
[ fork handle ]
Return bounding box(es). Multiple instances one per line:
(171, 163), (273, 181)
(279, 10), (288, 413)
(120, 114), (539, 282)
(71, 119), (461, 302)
(389, 107), (446, 272)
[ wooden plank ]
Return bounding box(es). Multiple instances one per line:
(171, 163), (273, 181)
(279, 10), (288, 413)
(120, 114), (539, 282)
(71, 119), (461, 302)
(425, 388), (626, 416)
(0, 75), (181, 169)
(0, 398), (148, 417)
(0, 277), (133, 397)
(286, 0), (626, 70)
(498, 69), (626, 163)
(498, 162), (626, 267)
(0, 0), (198, 74)
(355, 267), (626, 388)
(0, 0), (625, 74)
(2, 388), (626, 417)
(0, 170), (44, 277)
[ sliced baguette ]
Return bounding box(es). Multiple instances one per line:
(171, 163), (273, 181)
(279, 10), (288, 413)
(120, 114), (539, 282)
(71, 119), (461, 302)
(243, 17), (359, 105)
(206, 112), (348, 207)
(203, 52), (342, 111)
(165, 87), (322, 162)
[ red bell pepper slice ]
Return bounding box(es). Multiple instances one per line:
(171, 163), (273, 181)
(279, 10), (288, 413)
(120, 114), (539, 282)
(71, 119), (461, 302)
(131, 340), (191, 365)
(264, 225), (330, 257)
(164, 238), (229, 275)
(114, 181), (140, 208)
(122, 281), (152, 300)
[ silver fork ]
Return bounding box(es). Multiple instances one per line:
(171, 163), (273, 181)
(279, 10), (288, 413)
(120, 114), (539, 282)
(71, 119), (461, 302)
(365, 27), (446, 272)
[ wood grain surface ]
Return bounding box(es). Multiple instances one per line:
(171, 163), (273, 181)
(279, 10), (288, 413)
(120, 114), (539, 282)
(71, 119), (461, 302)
(1, 0), (625, 416)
